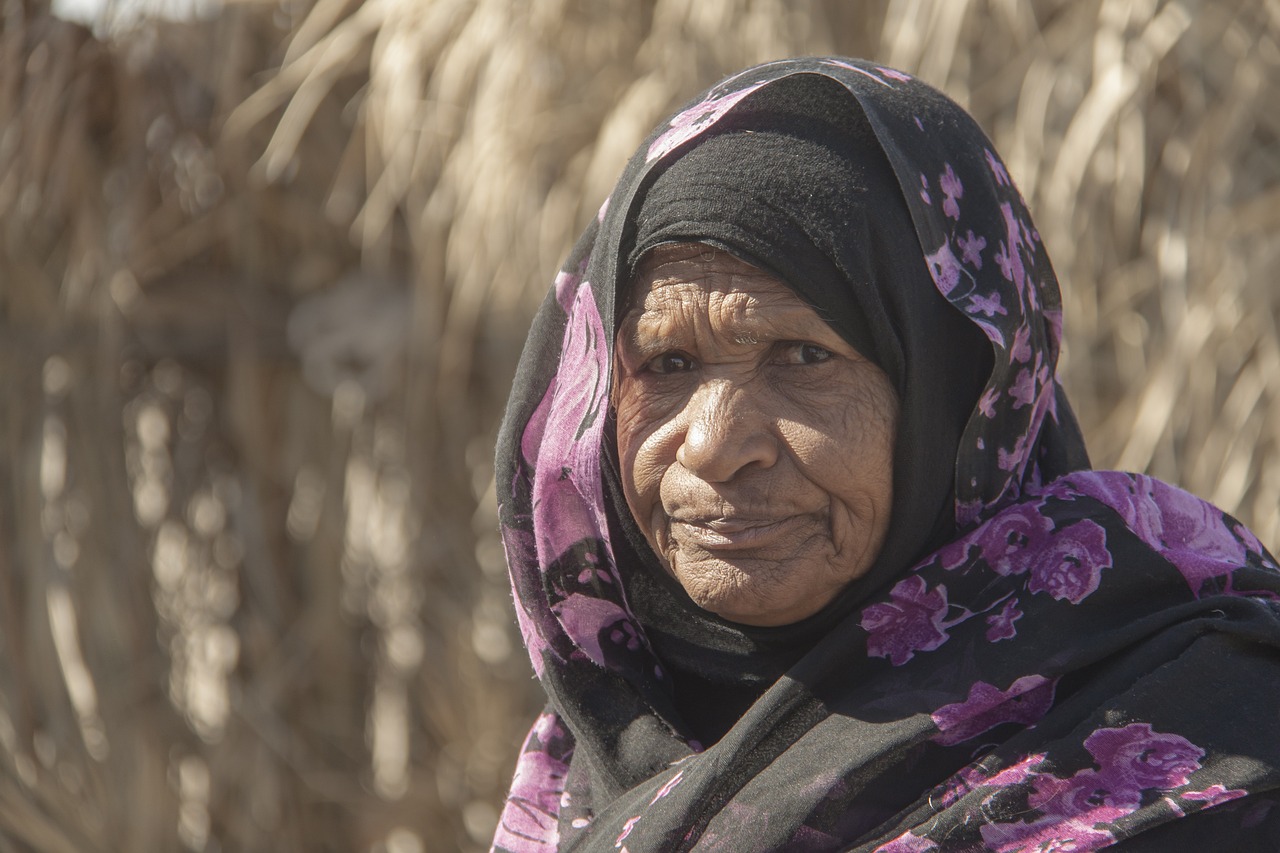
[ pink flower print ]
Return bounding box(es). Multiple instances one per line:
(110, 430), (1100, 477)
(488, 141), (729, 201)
(533, 282), (611, 564)
(874, 832), (938, 852)
(1067, 474), (1166, 555)
(997, 434), (1029, 473)
(492, 723), (569, 852)
(1025, 273), (1042, 312)
(1182, 783), (1248, 808)
(650, 770), (684, 804)
(1009, 367), (1036, 409)
(609, 619), (642, 652)
(615, 814), (641, 845)
(919, 173), (932, 204)
(553, 268), (582, 311)
(994, 240), (1015, 282)
(939, 163), (963, 220)
(1010, 325), (1032, 364)
(931, 675), (1057, 746)
(597, 195), (610, 223)
(925, 240), (963, 296)
(986, 759), (1133, 850)
(937, 536), (974, 571)
(822, 59), (893, 88)
(981, 820), (1114, 853)
(1027, 520), (1111, 604)
(974, 503), (1054, 576)
(647, 83), (765, 162)
(513, 595), (551, 677)
(958, 229), (986, 268)
(862, 575), (952, 665)
(578, 567), (613, 585)
(999, 202), (1030, 300)
(878, 66), (913, 82)
(933, 771), (975, 809)
(970, 316), (1007, 348)
(985, 148), (1011, 186)
(978, 387), (1000, 418)
(1084, 723), (1204, 789)
(1029, 770), (1139, 823)
(986, 598), (1023, 641)
(914, 115), (925, 131)
(552, 594), (636, 667)
(1020, 216), (1039, 247)
(520, 384), (555, 469)
(968, 290), (1007, 318)
(1069, 473), (1247, 596)
(984, 752), (1049, 790)
(1150, 483), (1249, 593)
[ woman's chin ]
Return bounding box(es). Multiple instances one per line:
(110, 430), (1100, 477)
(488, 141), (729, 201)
(671, 555), (834, 626)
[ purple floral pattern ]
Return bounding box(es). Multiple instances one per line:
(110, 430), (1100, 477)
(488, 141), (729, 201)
(958, 229), (986, 267)
(552, 594), (634, 667)
(924, 240), (963, 297)
(986, 598), (1022, 641)
(931, 675), (1057, 746)
(969, 503), (1054, 576)
(862, 576), (951, 665)
(875, 832), (938, 852)
(647, 83), (766, 162)
(939, 163), (963, 219)
(1069, 473), (1253, 596)
(972, 723), (1244, 852)
(494, 57), (1280, 853)
(492, 713), (573, 853)
(1026, 520), (1111, 603)
(530, 275), (609, 566)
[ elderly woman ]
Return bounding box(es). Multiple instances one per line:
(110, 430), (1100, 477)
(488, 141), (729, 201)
(491, 59), (1280, 851)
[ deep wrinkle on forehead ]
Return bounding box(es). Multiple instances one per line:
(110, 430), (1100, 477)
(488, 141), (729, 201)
(620, 264), (854, 363)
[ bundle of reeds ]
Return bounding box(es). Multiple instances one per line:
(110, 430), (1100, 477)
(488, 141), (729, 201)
(1, 0), (1276, 850)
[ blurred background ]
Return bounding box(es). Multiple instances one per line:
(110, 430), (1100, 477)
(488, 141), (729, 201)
(1, 0), (1278, 849)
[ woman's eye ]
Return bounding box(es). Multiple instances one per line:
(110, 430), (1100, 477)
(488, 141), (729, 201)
(645, 353), (696, 374)
(777, 343), (833, 365)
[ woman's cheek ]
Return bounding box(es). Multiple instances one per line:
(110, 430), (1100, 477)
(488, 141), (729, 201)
(616, 410), (678, 543)
(633, 434), (678, 521)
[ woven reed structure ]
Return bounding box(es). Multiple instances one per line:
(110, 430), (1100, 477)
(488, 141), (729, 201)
(1, 1), (1277, 849)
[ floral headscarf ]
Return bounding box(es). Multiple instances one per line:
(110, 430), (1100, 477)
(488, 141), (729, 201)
(492, 58), (1280, 852)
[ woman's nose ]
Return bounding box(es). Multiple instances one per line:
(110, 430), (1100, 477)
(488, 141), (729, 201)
(675, 380), (779, 482)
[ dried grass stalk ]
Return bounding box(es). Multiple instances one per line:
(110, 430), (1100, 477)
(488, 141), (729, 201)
(1, 1), (1277, 850)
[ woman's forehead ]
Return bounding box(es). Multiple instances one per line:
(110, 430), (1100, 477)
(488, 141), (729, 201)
(628, 243), (795, 311)
(622, 264), (841, 349)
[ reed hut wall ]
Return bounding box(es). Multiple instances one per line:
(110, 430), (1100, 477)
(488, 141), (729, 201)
(1, 0), (1278, 850)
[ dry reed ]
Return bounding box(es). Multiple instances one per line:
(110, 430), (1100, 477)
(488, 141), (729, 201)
(1, 0), (1277, 850)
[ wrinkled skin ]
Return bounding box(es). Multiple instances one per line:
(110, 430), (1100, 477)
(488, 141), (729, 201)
(614, 243), (898, 626)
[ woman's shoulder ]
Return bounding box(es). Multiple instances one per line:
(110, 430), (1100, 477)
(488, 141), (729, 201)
(1031, 469), (1278, 583)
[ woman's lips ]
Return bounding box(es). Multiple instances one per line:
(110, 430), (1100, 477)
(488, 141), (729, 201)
(669, 515), (808, 551)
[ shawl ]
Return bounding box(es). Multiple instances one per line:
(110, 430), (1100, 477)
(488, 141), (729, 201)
(492, 58), (1280, 852)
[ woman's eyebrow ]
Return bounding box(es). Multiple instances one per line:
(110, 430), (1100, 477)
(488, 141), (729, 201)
(619, 318), (686, 357)
(624, 305), (836, 348)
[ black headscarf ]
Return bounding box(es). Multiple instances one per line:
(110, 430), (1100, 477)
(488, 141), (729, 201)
(493, 59), (1280, 852)
(605, 73), (1001, 743)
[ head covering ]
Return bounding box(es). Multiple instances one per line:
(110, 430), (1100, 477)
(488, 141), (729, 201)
(604, 72), (1002, 742)
(493, 59), (1280, 852)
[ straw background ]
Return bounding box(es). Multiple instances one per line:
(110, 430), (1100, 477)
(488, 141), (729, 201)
(1, 0), (1277, 849)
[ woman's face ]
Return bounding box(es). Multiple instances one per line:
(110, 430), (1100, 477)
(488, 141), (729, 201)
(615, 243), (898, 626)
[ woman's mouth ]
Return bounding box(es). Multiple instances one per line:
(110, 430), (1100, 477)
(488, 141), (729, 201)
(669, 516), (808, 551)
